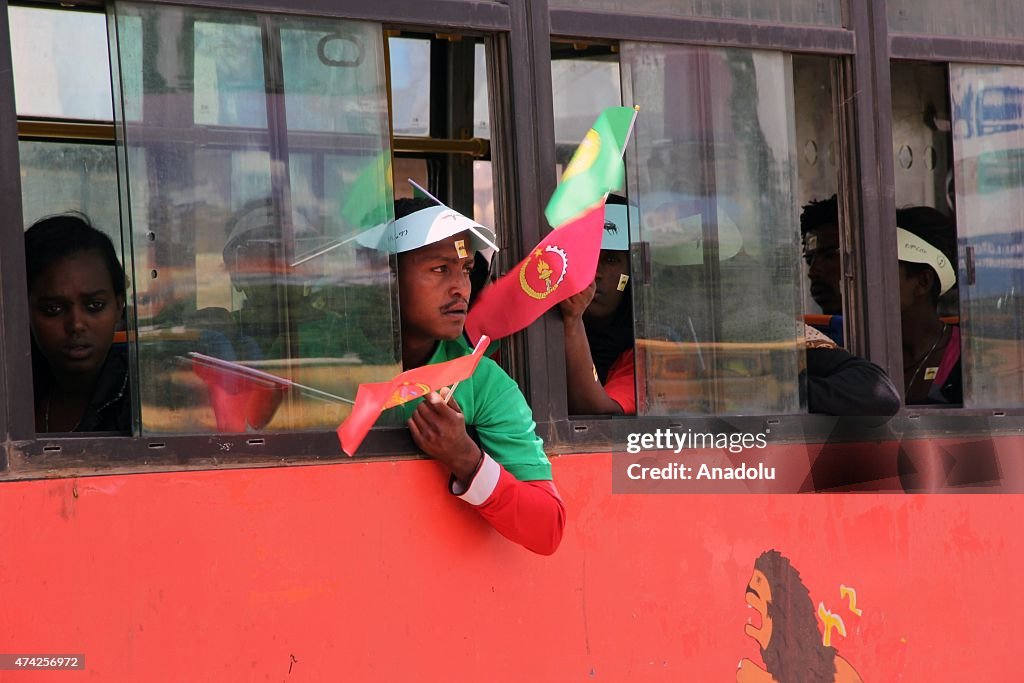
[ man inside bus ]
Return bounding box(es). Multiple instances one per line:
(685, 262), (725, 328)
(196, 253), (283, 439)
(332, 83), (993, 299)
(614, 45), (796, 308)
(385, 197), (565, 555)
(559, 196), (900, 417)
(800, 195), (845, 346)
(896, 207), (961, 404)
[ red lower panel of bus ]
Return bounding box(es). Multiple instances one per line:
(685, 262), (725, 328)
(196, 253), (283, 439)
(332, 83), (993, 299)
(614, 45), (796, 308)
(0, 452), (1020, 681)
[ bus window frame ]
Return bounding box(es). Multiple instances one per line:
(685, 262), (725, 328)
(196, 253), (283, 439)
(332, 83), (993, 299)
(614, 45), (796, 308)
(0, 0), (559, 479)
(4, 1), (1024, 479)
(533, 1), (1024, 457)
(884, 16), (1024, 416)
(539, 5), (867, 449)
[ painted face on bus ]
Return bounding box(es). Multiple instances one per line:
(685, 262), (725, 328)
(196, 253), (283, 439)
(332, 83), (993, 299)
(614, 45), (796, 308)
(398, 232), (474, 345)
(743, 568), (773, 650)
(802, 225), (842, 315)
(29, 249), (124, 380)
(585, 249), (630, 322)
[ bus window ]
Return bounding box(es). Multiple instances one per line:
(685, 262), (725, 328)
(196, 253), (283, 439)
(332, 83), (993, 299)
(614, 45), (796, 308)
(11, 5), (120, 239)
(472, 42), (494, 228)
(950, 64), (1024, 408)
(10, 6), (111, 120)
(890, 62), (963, 406)
(11, 6), (127, 435)
(550, 43), (884, 418)
(548, 0), (842, 27)
(549, 43), (634, 416)
(111, 3), (400, 434)
(622, 43), (805, 416)
(388, 35), (493, 223)
(387, 32), (495, 282)
(19, 141), (119, 237)
(551, 43), (621, 176)
(389, 37), (431, 137)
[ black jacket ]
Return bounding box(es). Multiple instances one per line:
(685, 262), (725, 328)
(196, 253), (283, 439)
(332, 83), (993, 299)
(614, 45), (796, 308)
(805, 347), (901, 416)
(35, 345), (131, 434)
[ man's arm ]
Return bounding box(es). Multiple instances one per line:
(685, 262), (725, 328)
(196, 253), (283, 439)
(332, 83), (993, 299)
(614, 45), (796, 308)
(450, 459), (566, 556)
(806, 347), (901, 416)
(559, 284), (625, 415)
(409, 390), (566, 555)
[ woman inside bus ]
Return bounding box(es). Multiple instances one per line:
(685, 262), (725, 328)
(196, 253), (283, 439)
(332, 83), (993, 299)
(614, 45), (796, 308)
(896, 207), (961, 404)
(25, 213), (130, 433)
(559, 195), (635, 415)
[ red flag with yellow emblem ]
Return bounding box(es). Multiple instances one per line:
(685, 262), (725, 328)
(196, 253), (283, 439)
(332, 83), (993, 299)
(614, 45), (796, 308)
(337, 336), (490, 455)
(464, 204), (605, 344)
(464, 106), (636, 344)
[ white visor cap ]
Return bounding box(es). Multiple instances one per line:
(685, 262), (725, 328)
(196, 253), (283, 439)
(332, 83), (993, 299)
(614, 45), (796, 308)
(390, 205), (498, 255)
(602, 204), (639, 251)
(896, 227), (957, 295)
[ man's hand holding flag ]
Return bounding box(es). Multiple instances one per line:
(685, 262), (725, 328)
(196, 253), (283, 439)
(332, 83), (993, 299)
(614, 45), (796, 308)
(337, 335), (491, 455)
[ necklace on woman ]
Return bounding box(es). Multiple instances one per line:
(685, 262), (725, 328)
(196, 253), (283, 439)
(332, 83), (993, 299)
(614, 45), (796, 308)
(45, 396), (82, 433)
(906, 323), (948, 391)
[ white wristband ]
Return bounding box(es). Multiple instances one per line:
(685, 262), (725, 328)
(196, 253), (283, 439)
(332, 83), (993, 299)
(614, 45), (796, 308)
(451, 452), (500, 506)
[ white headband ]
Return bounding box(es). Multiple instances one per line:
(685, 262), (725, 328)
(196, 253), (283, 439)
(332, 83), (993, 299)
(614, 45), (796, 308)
(896, 227), (956, 295)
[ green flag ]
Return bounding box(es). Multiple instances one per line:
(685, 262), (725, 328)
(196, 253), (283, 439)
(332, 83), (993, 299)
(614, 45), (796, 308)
(544, 106), (636, 228)
(340, 152), (393, 230)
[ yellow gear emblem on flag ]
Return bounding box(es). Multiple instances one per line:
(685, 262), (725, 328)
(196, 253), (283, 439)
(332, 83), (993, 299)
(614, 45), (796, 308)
(561, 128), (600, 182)
(383, 382), (432, 409)
(519, 244), (568, 300)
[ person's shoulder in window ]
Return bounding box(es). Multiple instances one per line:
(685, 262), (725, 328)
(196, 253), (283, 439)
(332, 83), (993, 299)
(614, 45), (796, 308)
(803, 326), (900, 416)
(25, 212), (131, 434)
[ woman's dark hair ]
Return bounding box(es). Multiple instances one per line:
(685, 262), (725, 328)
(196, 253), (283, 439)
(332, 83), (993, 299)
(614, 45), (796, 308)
(24, 213), (127, 298)
(896, 206), (957, 305)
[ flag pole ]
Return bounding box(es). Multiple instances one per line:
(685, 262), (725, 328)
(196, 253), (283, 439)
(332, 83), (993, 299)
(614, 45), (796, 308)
(290, 229), (372, 267)
(624, 104), (640, 158)
(441, 335), (489, 405)
(408, 178), (444, 205)
(603, 104), (640, 204)
(187, 352), (355, 404)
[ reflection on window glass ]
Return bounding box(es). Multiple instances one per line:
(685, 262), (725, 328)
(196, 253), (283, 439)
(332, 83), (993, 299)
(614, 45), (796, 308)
(891, 62), (963, 406)
(18, 141), (120, 236)
(548, 0), (841, 27)
(283, 22), (388, 133)
(113, 3), (399, 435)
(551, 47), (621, 150)
(473, 43), (494, 229)
(621, 43), (804, 416)
(473, 43), (490, 139)
(9, 6), (113, 120)
(473, 161), (495, 229)
(389, 37), (430, 136)
(194, 21), (267, 127)
(891, 63), (951, 210)
(950, 64), (1024, 407)
(888, 0), (1024, 41)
